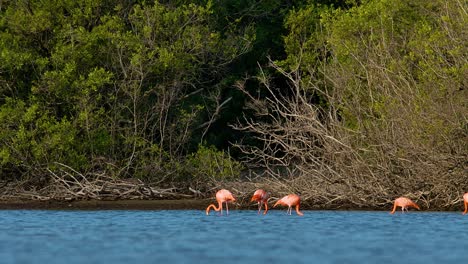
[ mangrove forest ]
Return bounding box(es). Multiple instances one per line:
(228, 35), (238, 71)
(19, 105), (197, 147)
(0, 0), (466, 209)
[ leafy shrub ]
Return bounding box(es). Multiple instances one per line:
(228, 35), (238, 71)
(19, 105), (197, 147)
(186, 144), (243, 184)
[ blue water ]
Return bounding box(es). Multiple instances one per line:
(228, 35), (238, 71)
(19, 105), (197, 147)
(0, 210), (467, 264)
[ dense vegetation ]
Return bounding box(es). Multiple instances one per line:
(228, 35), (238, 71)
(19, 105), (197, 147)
(1, 0), (466, 208)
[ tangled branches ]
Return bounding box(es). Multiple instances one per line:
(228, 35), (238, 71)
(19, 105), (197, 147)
(0, 163), (192, 201)
(232, 57), (467, 210)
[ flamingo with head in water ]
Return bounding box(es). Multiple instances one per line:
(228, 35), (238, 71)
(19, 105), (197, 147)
(463, 193), (468, 215)
(251, 189), (269, 215)
(273, 194), (304, 216)
(390, 197), (420, 214)
(206, 189), (235, 216)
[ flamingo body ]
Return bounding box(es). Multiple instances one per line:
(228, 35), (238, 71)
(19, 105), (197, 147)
(273, 194), (304, 216)
(206, 189), (235, 216)
(251, 189), (269, 215)
(463, 193), (468, 215)
(390, 197), (420, 214)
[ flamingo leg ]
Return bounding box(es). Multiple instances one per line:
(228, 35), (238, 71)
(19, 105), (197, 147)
(463, 201), (467, 215)
(226, 201), (229, 216)
(217, 201), (223, 216)
(258, 202), (261, 214)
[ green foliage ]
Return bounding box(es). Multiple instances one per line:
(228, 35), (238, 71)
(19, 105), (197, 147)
(0, 99), (86, 175)
(0, 0), (254, 182)
(319, 0), (467, 147)
(0, 0), (465, 201)
(280, 4), (324, 70)
(186, 144), (243, 183)
(272, 0), (467, 201)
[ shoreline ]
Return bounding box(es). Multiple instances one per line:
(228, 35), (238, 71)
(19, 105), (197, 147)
(0, 199), (361, 211)
(0, 199), (461, 211)
(0, 199), (213, 210)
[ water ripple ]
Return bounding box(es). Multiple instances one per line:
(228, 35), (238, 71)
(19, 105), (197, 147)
(0, 210), (467, 264)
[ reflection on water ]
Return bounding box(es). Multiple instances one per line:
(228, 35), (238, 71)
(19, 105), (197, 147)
(0, 210), (466, 264)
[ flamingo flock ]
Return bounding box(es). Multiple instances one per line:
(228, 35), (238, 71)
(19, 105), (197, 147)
(206, 189), (304, 216)
(205, 189), (468, 216)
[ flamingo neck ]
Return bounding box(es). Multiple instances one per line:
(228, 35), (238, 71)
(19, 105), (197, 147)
(295, 204), (304, 216)
(205, 201), (222, 215)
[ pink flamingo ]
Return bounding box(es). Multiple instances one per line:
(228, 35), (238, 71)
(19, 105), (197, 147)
(206, 189), (236, 216)
(251, 189), (269, 215)
(463, 193), (468, 215)
(273, 194), (304, 216)
(390, 197), (420, 214)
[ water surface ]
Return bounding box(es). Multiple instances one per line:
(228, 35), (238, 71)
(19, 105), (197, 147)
(0, 210), (466, 264)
